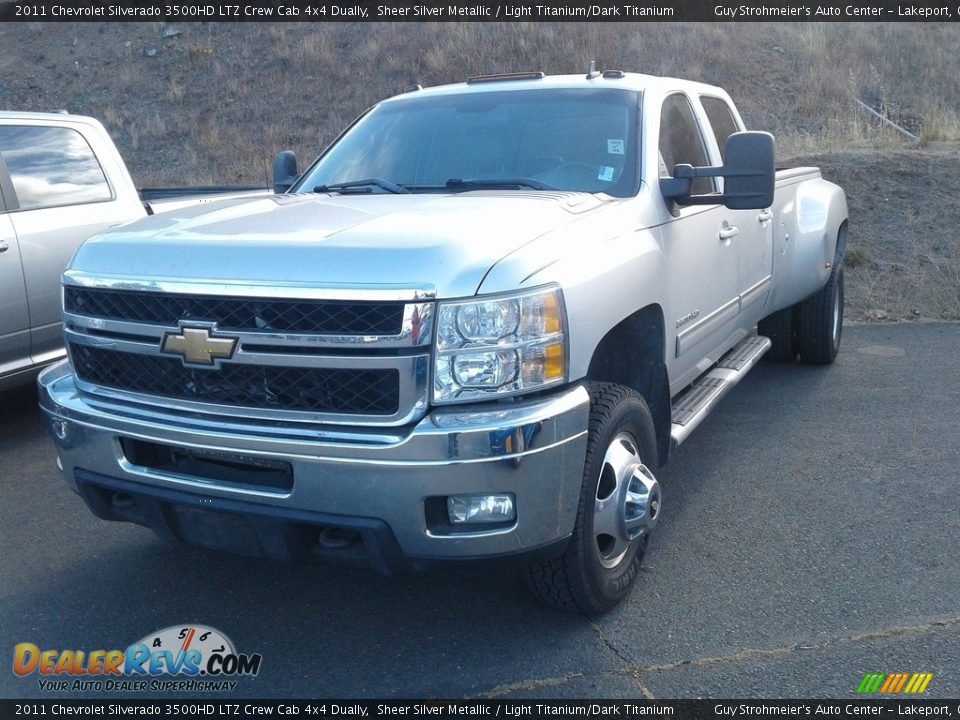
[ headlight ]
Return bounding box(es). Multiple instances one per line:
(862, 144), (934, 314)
(433, 286), (567, 404)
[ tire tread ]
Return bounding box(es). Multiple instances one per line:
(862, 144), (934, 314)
(527, 382), (652, 616)
(758, 306), (797, 362)
(797, 265), (843, 365)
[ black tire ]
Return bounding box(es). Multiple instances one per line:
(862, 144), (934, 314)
(797, 265), (844, 365)
(758, 305), (797, 362)
(527, 383), (660, 616)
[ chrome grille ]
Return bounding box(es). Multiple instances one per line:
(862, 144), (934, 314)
(61, 278), (434, 426)
(70, 343), (400, 415)
(64, 286), (404, 335)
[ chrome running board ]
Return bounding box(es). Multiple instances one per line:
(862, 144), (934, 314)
(670, 335), (771, 447)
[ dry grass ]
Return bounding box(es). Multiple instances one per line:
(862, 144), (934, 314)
(3, 22), (959, 182)
(794, 144), (960, 321)
(1, 21), (958, 319)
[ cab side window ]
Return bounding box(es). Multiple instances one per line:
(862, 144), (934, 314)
(0, 125), (112, 211)
(701, 97), (741, 163)
(658, 94), (713, 196)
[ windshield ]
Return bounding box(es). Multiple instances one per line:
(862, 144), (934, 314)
(295, 88), (640, 197)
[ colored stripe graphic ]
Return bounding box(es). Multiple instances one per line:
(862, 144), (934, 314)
(904, 674), (920, 694)
(858, 672), (932, 694)
(892, 673), (909, 693)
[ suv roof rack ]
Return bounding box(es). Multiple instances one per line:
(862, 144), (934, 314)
(466, 71), (545, 85)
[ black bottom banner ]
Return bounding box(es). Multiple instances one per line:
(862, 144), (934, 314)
(3, 699), (960, 720)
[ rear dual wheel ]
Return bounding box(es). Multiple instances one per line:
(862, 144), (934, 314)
(797, 265), (844, 364)
(759, 265), (844, 365)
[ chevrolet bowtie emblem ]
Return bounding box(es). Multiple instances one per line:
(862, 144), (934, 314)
(161, 327), (237, 366)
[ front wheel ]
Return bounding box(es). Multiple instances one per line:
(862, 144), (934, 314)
(527, 383), (660, 616)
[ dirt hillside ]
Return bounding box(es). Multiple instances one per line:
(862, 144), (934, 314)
(795, 144), (960, 322)
(1, 22), (958, 321)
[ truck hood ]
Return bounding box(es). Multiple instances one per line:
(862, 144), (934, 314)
(71, 191), (612, 299)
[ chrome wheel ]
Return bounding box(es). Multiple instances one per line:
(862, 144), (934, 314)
(526, 383), (659, 614)
(592, 432), (661, 569)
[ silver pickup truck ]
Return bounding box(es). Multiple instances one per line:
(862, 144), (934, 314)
(0, 112), (268, 390)
(39, 71), (847, 614)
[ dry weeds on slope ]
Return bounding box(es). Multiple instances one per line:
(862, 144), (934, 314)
(1, 22), (958, 319)
(796, 144), (960, 322)
(2, 22), (959, 183)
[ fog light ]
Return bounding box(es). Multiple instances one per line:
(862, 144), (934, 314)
(447, 494), (516, 524)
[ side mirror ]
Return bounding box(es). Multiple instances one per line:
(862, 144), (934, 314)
(272, 150), (299, 194)
(660, 131), (775, 210)
(716, 132), (775, 209)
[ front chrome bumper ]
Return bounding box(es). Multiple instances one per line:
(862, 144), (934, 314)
(38, 360), (590, 568)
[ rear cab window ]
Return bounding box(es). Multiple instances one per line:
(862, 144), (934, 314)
(658, 93), (714, 196)
(0, 125), (113, 211)
(700, 96), (743, 163)
(0, 154), (12, 212)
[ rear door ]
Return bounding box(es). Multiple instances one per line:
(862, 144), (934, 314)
(700, 95), (774, 325)
(0, 123), (132, 364)
(655, 92), (741, 391)
(0, 155), (31, 381)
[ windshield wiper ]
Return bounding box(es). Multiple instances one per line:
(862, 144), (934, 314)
(445, 178), (557, 191)
(313, 179), (409, 194)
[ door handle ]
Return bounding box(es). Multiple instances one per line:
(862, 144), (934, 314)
(0, 240), (9, 253)
(758, 209), (773, 223)
(719, 225), (739, 241)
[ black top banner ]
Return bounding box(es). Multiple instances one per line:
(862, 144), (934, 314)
(0, 0), (957, 22)
(4, 699), (960, 719)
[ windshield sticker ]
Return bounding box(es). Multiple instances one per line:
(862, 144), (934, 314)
(607, 139), (625, 155)
(597, 166), (615, 182)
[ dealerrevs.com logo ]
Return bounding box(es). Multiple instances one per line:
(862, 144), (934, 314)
(13, 625), (262, 692)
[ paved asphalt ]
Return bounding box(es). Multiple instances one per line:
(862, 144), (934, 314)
(1, 323), (958, 700)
